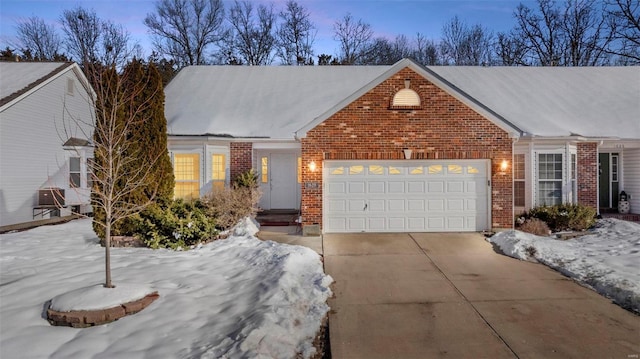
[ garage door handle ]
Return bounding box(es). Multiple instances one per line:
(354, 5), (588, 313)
(363, 204), (368, 211)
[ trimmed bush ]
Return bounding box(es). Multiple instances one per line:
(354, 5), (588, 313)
(518, 218), (551, 236)
(519, 203), (596, 232)
(131, 199), (218, 249)
(201, 186), (262, 231)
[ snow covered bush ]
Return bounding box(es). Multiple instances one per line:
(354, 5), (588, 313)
(520, 203), (596, 232)
(132, 199), (218, 249)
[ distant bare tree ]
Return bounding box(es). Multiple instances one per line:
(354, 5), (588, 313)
(413, 32), (440, 65)
(605, 0), (640, 63)
(333, 13), (373, 64)
(561, 0), (613, 66)
(513, 0), (565, 65)
(144, 0), (226, 67)
(440, 16), (494, 65)
(225, 0), (277, 65)
(276, 0), (316, 65)
(364, 35), (412, 65)
(61, 6), (139, 68)
(14, 16), (62, 61)
(496, 31), (529, 65)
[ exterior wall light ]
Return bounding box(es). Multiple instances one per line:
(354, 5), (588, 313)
(500, 160), (509, 172)
(308, 161), (317, 172)
(403, 149), (412, 159)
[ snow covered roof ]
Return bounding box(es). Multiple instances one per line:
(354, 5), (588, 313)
(164, 65), (390, 138)
(165, 59), (640, 140)
(0, 62), (70, 108)
(428, 66), (640, 139)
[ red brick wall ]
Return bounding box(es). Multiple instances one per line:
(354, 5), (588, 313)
(230, 142), (253, 181)
(301, 67), (514, 230)
(577, 142), (598, 209)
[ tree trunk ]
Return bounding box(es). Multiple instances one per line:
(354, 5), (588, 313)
(104, 213), (113, 288)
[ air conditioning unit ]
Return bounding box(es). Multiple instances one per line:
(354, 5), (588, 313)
(39, 188), (65, 206)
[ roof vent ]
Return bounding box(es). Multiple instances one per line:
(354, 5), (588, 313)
(392, 79), (420, 107)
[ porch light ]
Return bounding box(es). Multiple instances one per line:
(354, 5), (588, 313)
(403, 148), (412, 159)
(500, 160), (509, 172)
(308, 161), (317, 172)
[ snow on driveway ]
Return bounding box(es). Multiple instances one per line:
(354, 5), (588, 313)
(0, 218), (333, 358)
(489, 218), (640, 312)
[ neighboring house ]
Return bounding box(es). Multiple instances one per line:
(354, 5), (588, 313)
(165, 59), (640, 235)
(0, 62), (94, 228)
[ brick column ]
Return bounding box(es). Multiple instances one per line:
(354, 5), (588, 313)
(577, 142), (598, 209)
(230, 142), (253, 182)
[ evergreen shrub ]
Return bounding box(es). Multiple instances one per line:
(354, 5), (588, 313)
(518, 203), (596, 232)
(131, 199), (217, 249)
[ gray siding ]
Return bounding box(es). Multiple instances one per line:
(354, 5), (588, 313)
(0, 67), (94, 226)
(623, 149), (640, 213)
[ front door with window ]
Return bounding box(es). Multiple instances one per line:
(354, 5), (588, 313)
(258, 152), (300, 210)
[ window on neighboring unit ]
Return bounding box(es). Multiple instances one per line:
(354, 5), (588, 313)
(87, 157), (94, 189)
(537, 153), (563, 206)
(70, 157), (81, 187)
(514, 154), (525, 207)
(174, 154), (200, 199)
(212, 154), (226, 190)
(261, 157), (268, 183)
(66, 78), (74, 96)
(571, 153), (577, 203)
(611, 155), (619, 182)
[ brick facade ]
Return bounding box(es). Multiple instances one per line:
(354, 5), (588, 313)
(301, 67), (514, 231)
(577, 142), (598, 209)
(230, 142), (253, 181)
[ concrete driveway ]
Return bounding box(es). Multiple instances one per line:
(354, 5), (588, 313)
(324, 233), (640, 359)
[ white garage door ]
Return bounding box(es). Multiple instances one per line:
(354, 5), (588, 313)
(324, 160), (490, 233)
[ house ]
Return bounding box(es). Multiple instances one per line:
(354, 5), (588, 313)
(0, 62), (94, 228)
(164, 59), (640, 235)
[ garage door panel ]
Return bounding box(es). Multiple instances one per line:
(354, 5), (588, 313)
(368, 181), (385, 193)
(324, 160), (489, 233)
(408, 199), (425, 211)
(349, 181), (366, 193)
(388, 182), (405, 193)
(369, 199), (385, 211)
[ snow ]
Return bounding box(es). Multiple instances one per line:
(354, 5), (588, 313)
(0, 218), (333, 358)
(489, 218), (640, 312)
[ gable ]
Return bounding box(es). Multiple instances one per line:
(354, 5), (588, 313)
(295, 59), (523, 139)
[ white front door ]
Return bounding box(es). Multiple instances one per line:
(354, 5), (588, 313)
(266, 153), (298, 209)
(324, 160), (490, 233)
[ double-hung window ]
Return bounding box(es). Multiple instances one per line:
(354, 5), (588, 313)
(514, 154), (525, 207)
(537, 153), (563, 206)
(174, 154), (200, 199)
(69, 157), (81, 188)
(211, 154), (226, 190)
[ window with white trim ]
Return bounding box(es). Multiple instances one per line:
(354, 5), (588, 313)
(514, 154), (525, 207)
(69, 157), (81, 188)
(537, 153), (563, 206)
(174, 154), (200, 199)
(211, 154), (226, 190)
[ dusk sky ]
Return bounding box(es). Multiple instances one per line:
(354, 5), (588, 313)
(0, 0), (535, 61)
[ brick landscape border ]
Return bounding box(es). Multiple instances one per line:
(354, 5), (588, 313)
(47, 291), (159, 328)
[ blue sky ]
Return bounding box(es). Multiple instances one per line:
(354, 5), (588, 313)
(0, 0), (533, 59)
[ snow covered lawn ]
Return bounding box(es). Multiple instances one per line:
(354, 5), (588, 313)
(489, 218), (640, 312)
(0, 218), (333, 358)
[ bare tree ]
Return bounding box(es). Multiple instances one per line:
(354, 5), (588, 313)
(225, 0), (277, 65)
(561, 0), (613, 66)
(440, 16), (494, 65)
(514, 0), (568, 65)
(364, 35), (413, 65)
(496, 31), (529, 65)
(413, 32), (440, 66)
(333, 13), (373, 65)
(144, 0), (226, 67)
(61, 6), (139, 68)
(14, 16), (62, 60)
(605, 0), (640, 63)
(276, 0), (316, 65)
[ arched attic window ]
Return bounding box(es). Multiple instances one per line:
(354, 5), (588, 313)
(391, 79), (421, 108)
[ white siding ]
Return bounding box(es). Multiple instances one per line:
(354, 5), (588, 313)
(623, 149), (640, 213)
(0, 67), (94, 226)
